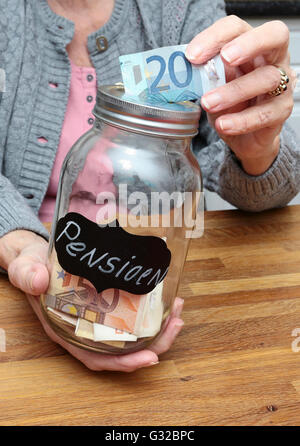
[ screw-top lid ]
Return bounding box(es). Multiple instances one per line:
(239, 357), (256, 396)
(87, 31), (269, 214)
(93, 83), (201, 138)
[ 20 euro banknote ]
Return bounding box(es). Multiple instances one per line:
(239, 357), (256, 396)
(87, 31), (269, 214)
(119, 44), (225, 103)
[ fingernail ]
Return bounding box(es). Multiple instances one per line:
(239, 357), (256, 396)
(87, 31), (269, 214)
(185, 49), (198, 62)
(219, 119), (234, 131)
(174, 298), (184, 318)
(146, 361), (159, 367)
(30, 272), (36, 290)
(177, 297), (184, 307)
(202, 92), (222, 110)
(221, 45), (242, 63)
(175, 320), (185, 328)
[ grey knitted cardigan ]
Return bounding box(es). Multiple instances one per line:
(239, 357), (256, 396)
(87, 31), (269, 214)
(0, 0), (299, 242)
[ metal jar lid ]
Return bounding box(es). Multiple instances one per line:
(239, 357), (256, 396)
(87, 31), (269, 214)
(93, 84), (201, 138)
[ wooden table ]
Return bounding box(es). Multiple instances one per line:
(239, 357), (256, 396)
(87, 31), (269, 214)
(2, 205), (300, 426)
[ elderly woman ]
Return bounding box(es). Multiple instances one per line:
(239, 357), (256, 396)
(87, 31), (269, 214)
(0, 0), (298, 371)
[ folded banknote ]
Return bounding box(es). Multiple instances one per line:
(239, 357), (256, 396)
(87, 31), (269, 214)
(119, 44), (225, 103)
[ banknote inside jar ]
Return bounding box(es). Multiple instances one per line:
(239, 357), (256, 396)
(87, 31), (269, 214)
(41, 248), (169, 353)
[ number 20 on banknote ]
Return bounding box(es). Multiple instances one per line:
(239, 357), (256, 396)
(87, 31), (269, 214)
(119, 44), (225, 103)
(146, 50), (192, 94)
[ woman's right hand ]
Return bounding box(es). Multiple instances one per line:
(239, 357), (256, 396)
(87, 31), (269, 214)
(0, 230), (49, 295)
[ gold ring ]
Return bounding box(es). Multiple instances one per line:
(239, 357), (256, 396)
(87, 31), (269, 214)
(268, 68), (289, 97)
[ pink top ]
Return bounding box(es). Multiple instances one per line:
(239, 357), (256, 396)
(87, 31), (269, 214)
(39, 61), (97, 222)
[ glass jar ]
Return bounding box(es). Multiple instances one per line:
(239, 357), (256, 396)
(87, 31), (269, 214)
(40, 84), (202, 354)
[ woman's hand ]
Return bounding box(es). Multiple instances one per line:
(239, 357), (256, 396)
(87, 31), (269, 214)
(0, 230), (184, 372)
(186, 16), (297, 176)
(0, 230), (49, 294)
(27, 293), (184, 372)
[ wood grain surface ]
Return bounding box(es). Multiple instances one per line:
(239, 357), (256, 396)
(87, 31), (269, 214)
(1, 206), (300, 426)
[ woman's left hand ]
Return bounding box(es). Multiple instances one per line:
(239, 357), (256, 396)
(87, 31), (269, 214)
(186, 16), (297, 176)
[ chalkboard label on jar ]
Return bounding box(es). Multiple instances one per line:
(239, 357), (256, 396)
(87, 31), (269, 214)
(54, 212), (171, 295)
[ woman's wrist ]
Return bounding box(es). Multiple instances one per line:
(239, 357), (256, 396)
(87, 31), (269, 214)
(238, 136), (280, 177)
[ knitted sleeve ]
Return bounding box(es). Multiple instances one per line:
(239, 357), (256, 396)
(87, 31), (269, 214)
(0, 0), (49, 241)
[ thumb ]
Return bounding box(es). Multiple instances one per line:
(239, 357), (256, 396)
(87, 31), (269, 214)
(8, 242), (49, 295)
